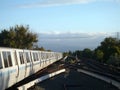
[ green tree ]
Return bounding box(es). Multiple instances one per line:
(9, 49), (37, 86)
(0, 25), (38, 49)
(94, 49), (104, 62)
(82, 48), (93, 58)
(95, 37), (120, 63)
(107, 53), (120, 67)
(0, 29), (9, 47)
(33, 46), (49, 51)
(63, 52), (69, 57)
(103, 38), (118, 60)
(38, 47), (45, 51)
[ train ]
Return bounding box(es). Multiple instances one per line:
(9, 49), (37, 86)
(0, 47), (63, 90)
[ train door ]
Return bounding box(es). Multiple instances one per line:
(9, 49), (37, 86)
(1, 50), (17, 88)
(31, 51), (39, 73)
(24, 51), (33, 77)
(29, 51), (33, 74)
(40, 52), (43, 69)
(16, 50), (26, 82)
(1, 51), (9, 89)
(14, 50), (19, 81)
(39, 51), (42, 69)
(30, 51), (34, 74)
(7, 50), (19, 87)
(41, 52), (45, 68)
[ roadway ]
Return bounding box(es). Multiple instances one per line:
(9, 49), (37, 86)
(28, 68), (119, 90)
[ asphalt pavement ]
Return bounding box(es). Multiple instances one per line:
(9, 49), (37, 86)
(29, 68), (119, 90)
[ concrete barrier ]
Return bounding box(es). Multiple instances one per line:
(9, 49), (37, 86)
(18, 69), (66, 90)
(77, 69), (120, 89)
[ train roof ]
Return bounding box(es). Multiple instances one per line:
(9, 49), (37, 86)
(0, 47), (61, 53)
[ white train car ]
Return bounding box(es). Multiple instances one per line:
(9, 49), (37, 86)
(0, 47), (63, 90)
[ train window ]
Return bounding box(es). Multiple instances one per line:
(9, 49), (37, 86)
(41, 53), (44, 60)
(41, 53), (43, 60)
(19, 52), (24, 64)
(0, 53), (3, 69)
(36, 53), (39, 61)
(25, 52), (30, 63)
(32, 53), (35, 61)
(7, 52), (12, 66)
(33, 53), (39, 61)
(2, 52), (8, 67)
(2, 51), (12, 68)
(39, 52), (41, 60)
(46, 53), (48, 59)
(33, 53), (37, 61)
(14, 52), (18, 65)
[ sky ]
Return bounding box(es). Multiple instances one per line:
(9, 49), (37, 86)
(0, 0), (120, 52)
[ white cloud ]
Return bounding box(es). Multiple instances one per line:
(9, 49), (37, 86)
(19, 0), (120, 8)
(39, 31), (110, 38)
(20, 0), (94, 8)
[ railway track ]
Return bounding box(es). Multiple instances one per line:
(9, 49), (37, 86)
(63, 62), (120, 90)
(85, 59), (120, 75)
(65, 56), (120, 83)
(80, 58), (120, 82)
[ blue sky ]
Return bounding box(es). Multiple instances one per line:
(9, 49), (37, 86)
(0, 0), (120, 51)
(0, 0), (120, 32)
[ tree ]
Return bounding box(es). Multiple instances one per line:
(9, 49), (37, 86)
(38, 47), (45, 51)
(107, 53), (120, 67)
(95, 37), (120, 63)
(0, 25), (38, 49)
(82, 48), (93, 58)
(63, 52), (69, 57)
(94, 49), (104, 62)
(73, 50), (82, 59)
(100, 37), (120, 60)
(0, 29), (9, 47)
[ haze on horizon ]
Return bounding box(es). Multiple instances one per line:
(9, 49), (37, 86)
(38, 32), (118, 52)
